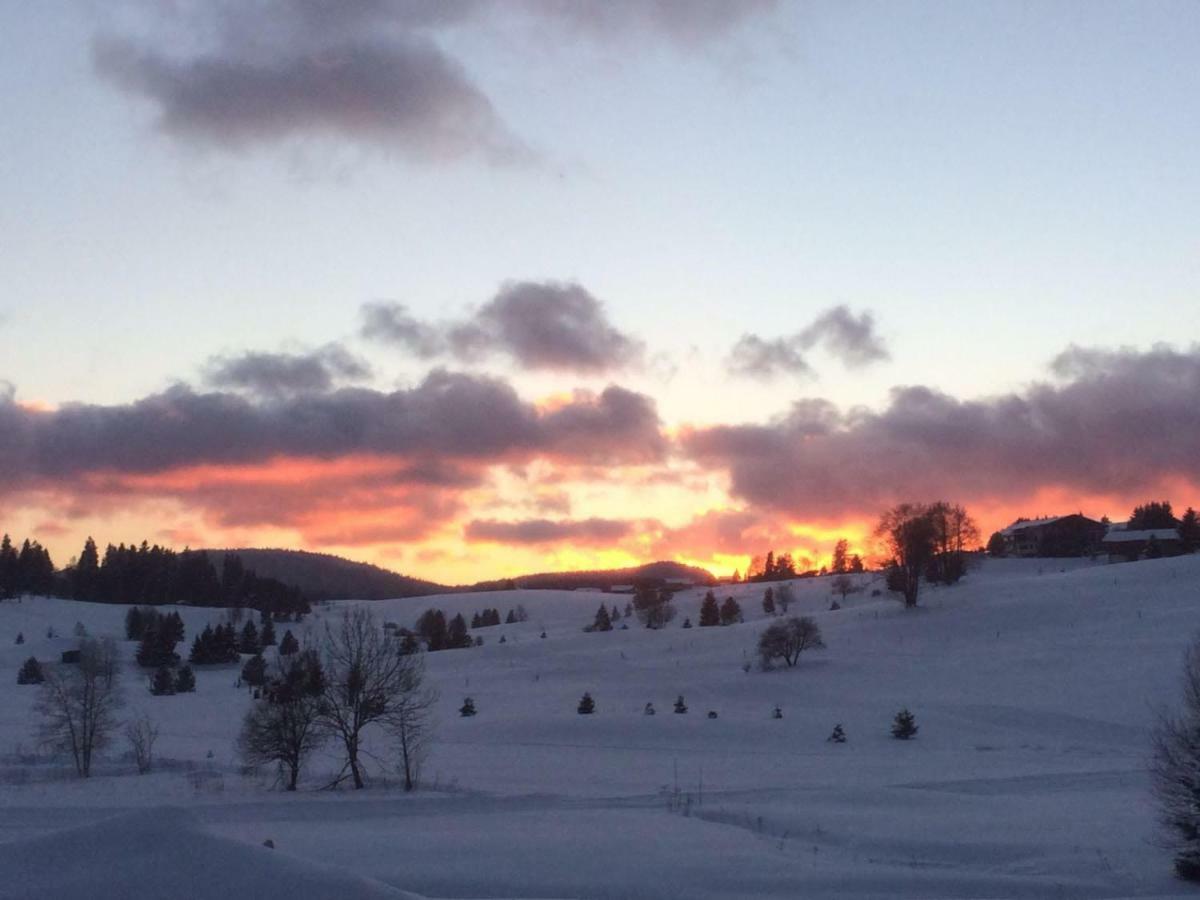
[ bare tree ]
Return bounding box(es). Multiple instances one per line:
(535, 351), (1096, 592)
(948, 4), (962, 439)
(831, 574), (860, 602)
(875, 503), (938, 607)
(926, 501), (980, 584)
(758, 616), (825, 668)
(321, 607), (428, 789)
(35, 638), (123, 778)
(239, 649), (326, 791)
(383, 651), (437, 791)
(125, 713), (159, 775)
(1151, 636), (1200, 880)
(775, 583), (795, 614)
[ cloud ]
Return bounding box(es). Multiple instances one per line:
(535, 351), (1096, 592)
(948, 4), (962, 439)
(689, 343), (1200, 518)
(92, 1), (778, 162)
(93, 34), (528, 164)
(359, 302), (445, 357)
(362, 281), (644, 374)
(726, 305), (889, 380)
(464, 516), (635, 545)
(799, 305), (890, 368)
(0, 369), (665, 487)
(203, 344), (372, 397)
(726, 334), (813, 380)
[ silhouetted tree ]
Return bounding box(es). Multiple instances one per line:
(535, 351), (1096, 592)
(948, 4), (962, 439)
(633, 586), (675, 629)
(35, 638), (122, 777)
(174, 665), (196, 693)
(150, 665), (176, 696)
(589, 604), (613, 632)
(891, 708), (918, 739)
(1179, 508), (1200, 554)
(239, 649), (327, 791)
(831, 539), (849, 574)
(762, 587), (775, 616)
(17, 656), (43, 685)
(577, 692), (595, 715)
(719, 596), (742, 626)
(758, 616), (825, 668)
(876, 503), (939, 607)
(698, 591), (720, 627)
(279, 629), (300, 656)
(1130, 501), (1178, 530)
(1151, 635), (1200, 879)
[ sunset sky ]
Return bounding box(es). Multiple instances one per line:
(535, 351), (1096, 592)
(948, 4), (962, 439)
(2, 1), (1199, 583)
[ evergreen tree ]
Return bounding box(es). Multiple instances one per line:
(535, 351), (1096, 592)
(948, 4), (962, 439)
(849, 554), (865, 573)
(681, 617), (692, 628)
(772, 705), (783, 719)
(163, 611), (185, 644)
(175, 665), (196, 693)
(698, 591), (720, 627)
(891, 708), (918, 740)
(673, 695), (688, 714)
(831, 539), (849, 574)
(416, 608), (448, 651)
(505, 609), (516, 624)
(15, 632), (24, 645)
(828, 724), (846, 743)
(73, 537), (101, 601)
(125, 607), (145, 641)
(242, 653), (267, 687)
(762, 587), (775, 616)
(446, 613), (472, 649)
(216, 623), (240, 662)
(278, 629), (299, 656)
(260, 617), (276, 647)
(610, 604), (621, 621)
(0, 534), (17, 599)
(590, 604), (613, 632)
(150, 665), (176, 696)
(17, 656), (43, 685)
(136, 626), (179, 668)
(1180, 507), (1200, 554)
(577, 692), (596, 715)
(719, 596), (742, 626)
(239, 620), (260, 655)
(459, 697), (477, 717)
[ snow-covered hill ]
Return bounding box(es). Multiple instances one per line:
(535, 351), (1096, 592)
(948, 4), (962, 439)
(0, 555), (1197, 898)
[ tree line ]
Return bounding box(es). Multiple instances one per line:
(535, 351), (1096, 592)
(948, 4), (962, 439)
(0, 531), (309, 618)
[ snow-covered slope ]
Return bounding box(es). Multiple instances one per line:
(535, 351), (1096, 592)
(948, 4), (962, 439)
(0, 555), (1198, 898)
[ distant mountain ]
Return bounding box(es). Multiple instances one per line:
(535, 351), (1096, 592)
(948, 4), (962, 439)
(211, 549), (444, 602)
(467, 560), (716, 593)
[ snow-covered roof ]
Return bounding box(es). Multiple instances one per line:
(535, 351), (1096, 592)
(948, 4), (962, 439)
(999, 516), (1064, 536)
(1102, 528), (1180, 543)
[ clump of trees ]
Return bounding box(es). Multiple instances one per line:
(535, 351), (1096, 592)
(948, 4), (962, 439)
(17, 656), (44, 685)
(189, 624), (241, 665)
(746, 550), (798, 582)
(758, 617), (825, 668)
(239, 649), (328, 791)
(34, 638), (123, 778)
(0, 534), (55, 598)
(585, 604), (613, 632)
(876, 501), (978, 607)
(633, 586), (676, 629)
(412, 608), (475, 651)
(1151, 635), (1200, 880)
(829, 539), (865, 575)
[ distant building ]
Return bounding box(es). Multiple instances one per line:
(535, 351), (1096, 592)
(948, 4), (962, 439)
(1101, 525), (1183, 561)
(997, 514), (1107, 557)
(60, 649), (81, 664)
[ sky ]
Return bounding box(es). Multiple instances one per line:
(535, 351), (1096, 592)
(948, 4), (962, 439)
(1, 1), (1199, 583)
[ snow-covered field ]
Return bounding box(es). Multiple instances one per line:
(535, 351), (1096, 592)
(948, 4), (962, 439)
(1, 555), (1198, 898)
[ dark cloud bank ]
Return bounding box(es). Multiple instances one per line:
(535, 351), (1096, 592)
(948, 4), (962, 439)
(689, 343), (1200, 518)
(728, 305), (890, 380)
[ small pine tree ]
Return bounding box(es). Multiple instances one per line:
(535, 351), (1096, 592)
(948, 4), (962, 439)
(278, 629), (299, 656)
(498, 634), (506, 644)
(828, 723), (846, 743)
(681, 617), (692, 628)
(891, 709), (918, 740)
(17, 656), (43, 685)
(610, 604), (621, 621)
(577, 692), (596, 715)
(719, 595), (742, 626)
(459, 697), (477, 717)
(644, 702), (656, 715)
(505, 609), (516, 624)
(175, 665), (196, 693)
(239, 620), (260, 655)
(698, 591), (720, 627)
(674, 695), (688, 714)
(540, 631), (547, 639)
(15, 632), (24, 645)
(150, 665), (176, 696)
(772, 705), (783, 719)
(590, 604), (612, 632)
(259, 618), (276, 647)
(762, 587), (775, 617)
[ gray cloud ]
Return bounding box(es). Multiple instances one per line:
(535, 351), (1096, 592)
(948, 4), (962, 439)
(94, 1), (777, 160)
(0, 369), (665, 487)
(464, 516), (635, 545)
(362, 281), (644, 374)
(94, 35), (527, 164)
(689, 343), (1200, 517)
(799, 305), (890, 368)
(203, 344), (373, 397)
(726, 334), (813, 380)
(727, 305), (888, 380)
(360, 302), (445, 357)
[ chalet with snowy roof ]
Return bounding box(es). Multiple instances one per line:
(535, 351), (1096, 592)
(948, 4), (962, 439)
(1101, 525), (1183, 561)
(997, 514), (1107, 557)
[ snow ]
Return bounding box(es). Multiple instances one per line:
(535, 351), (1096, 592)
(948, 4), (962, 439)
(1, 556), (1198, 897)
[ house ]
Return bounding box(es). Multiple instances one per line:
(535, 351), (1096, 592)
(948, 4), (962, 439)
(998, 514), (1107, 557)
(60, 649), (81, 664)
(1101, 526), (1183, 562)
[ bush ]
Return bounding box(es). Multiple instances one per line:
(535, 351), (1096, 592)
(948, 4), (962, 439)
(758, 616), (825, 668)
(674, 695), (688, 714)
(17, 656), (43, 685)
(891, 708), (918, 740)
(459, 697), (477, 717)
(15, 632), (24, 645)
(828, 723), (846, 743)
(577, 692), (595, 715)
